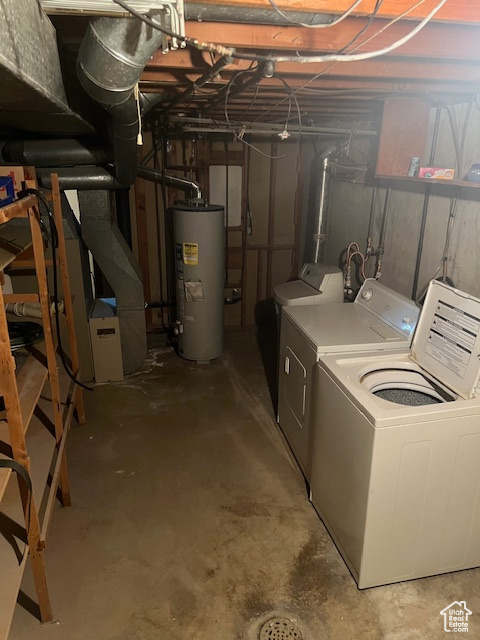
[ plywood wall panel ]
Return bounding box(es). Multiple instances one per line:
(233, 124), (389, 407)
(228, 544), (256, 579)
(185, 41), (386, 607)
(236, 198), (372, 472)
(248, 142), (271, 247)
(245, 249), (259, 325)
(376, 98), (430, 176)
(225, 300), (242, 326)
(271, 250), (294, 293)
(323, 180), (375, 271)
(272, 143), (299, 246)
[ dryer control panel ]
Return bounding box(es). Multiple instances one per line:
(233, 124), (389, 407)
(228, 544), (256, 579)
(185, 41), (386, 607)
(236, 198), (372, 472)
(355, 279), (420, 337)
(299, 263), (342, 293)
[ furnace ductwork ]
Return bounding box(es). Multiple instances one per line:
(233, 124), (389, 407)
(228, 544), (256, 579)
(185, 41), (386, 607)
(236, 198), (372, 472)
(76, 16), (164, 186)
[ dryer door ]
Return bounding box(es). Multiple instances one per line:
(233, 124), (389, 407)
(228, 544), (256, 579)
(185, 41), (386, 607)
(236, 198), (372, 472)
(277, 315), (317, 478)
(285, 347), (307, 426)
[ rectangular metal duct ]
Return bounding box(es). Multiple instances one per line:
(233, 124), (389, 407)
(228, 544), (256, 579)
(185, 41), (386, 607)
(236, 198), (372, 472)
(40, 0), (177, 15)
(78, 190), (147, 375)
(0, 0), (92, 134)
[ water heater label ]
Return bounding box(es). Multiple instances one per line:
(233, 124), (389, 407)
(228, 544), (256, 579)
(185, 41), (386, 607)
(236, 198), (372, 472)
(183, 242), (198, 265)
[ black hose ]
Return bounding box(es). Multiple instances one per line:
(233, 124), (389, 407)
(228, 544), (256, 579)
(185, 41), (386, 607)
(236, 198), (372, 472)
(18, 188), (93, 392)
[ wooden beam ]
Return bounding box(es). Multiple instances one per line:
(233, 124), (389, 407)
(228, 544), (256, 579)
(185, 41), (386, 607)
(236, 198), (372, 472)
(141, 76), (480, 98)
(145, 50), (480, 84)
(178, 19), (480, 62)
(186, 0), (480, 24)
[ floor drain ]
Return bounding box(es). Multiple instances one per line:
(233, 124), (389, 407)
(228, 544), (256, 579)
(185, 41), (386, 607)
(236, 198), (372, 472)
(258, 617), (303, 640)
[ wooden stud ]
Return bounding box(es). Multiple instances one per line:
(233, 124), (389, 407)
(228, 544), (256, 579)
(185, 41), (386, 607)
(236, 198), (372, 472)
(29, 547), (53, 623)
(29, 205), (71, 508)
(0, 255), (53, 623)
(50, 174), (86, 425)
(266, 142), (276, 297)
(3, 293), (40, 304)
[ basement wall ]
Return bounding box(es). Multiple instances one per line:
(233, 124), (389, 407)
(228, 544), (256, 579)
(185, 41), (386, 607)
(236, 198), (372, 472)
(322, 102), (480, 300)
(132, 135), (312, 328)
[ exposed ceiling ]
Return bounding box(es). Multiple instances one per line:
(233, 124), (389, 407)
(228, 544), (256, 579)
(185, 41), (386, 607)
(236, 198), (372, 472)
(48, 0), (480, 139)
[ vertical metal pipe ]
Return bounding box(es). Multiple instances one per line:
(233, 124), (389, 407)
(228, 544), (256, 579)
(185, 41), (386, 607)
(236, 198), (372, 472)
(411, 106), (441, 299)
(224, 139), (229, 285)
(412, 185), (431, 300)
(378, 187), (391, 251)
(366, 185), (377, 243)
(313, 157), (329, 263)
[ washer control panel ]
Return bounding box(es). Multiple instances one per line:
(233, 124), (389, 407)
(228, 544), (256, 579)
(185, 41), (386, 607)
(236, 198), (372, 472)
(355, 279), (420, 337)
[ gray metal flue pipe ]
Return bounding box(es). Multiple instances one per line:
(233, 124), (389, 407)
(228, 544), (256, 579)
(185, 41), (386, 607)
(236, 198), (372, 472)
(137, 165), (202, 199)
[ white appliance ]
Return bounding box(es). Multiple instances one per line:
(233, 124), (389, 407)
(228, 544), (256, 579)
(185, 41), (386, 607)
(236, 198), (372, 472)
(310, 280), (480, 589)
(278, 279), (419, 480)
(273, 263), (344, 314)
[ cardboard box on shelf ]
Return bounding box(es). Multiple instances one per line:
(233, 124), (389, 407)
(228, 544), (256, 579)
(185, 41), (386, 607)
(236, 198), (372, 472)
(419, 167), (455, 180)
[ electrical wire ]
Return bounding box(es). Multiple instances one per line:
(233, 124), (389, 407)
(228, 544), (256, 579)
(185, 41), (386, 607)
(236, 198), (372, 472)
(19, 189), (94, 392)
(237, 82), (262, 120)
(338, 0), (385, 52)
(415, 196), (458, 305)
(249, 0), (429, 124)
(267, 0), (365, 29)
(223, 71), (302, 159)
(111, 0), (447, 65)
(415, 96), (474, 302)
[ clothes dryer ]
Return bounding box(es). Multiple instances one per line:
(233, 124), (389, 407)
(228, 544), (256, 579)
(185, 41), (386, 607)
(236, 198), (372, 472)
(278, 279), (419, 481)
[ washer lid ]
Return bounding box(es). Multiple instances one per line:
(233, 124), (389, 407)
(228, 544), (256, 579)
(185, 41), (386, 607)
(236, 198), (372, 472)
(411, 281), (480, 399)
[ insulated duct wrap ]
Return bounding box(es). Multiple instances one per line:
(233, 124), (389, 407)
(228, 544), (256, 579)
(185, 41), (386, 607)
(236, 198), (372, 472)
(78, 190), (147, 374)
(2, 139), (108, 167)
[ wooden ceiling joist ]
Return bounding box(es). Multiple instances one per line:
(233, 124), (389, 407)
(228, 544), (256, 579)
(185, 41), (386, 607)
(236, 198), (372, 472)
(186, 0), (480, 25)
(145, 55), (480, 86)
(181, 20), (480, 62)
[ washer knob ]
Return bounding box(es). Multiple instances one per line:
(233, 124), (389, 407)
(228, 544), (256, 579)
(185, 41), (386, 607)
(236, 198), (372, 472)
(362, 288), (373, 301)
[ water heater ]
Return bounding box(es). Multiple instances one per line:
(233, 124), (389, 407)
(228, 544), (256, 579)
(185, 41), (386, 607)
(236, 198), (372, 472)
(173, 202), (225, 363)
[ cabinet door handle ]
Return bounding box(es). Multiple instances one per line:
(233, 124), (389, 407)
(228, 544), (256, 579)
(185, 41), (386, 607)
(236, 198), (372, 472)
(284, 356), (290, 374)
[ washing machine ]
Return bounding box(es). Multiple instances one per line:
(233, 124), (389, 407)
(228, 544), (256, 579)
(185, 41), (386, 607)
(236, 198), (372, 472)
(310, 280), (480, 589)
(273, 263), (344, 320)
(278, 279), (419, 481)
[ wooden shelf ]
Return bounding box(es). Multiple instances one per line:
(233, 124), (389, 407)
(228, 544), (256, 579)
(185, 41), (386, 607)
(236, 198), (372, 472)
(0, 364), (75, 639)
(0, 175), (86, 637)
(0, 221), (33, 271)
(0, 196), (36, 225)
(13, 314), (67, 435)
(377, 175), (480, 190)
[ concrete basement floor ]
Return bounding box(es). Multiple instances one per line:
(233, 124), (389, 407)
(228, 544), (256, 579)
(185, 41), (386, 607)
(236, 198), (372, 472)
(10, 327), (480, 640)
